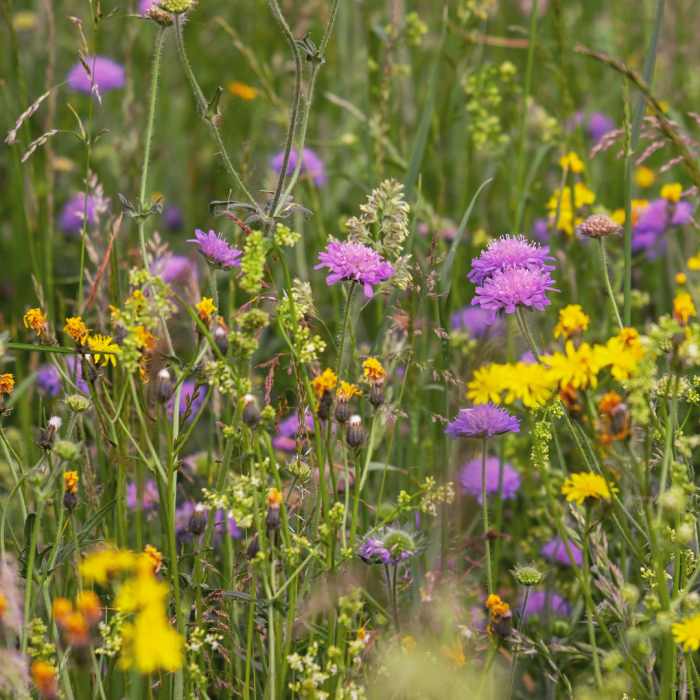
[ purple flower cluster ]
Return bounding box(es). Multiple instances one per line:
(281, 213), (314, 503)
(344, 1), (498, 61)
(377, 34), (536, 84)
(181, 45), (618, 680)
(173, 501), (242, 541)
(458, 456), (521, 503)
(167, 380), (206, 422)
(151, 255), (199, 285)
(632, 198), (694, 258)
(272, 410), (315, 451)
(540, 536), (583, 568)
(36, 363), (62, 398)
(126, 480), (160, 512)
(445, 403), (520, 440)
(521, 591), (570, 621)
(59, 193), (100, 234)
(357, 536), (415, 565)
(315, 241), (395, 297)
(271, 147), (327, 187)
(450, 307), (502, 338)
(470, 235), (558, 325)
(66, 56), (125, 94)
(188, 229), (243, 269)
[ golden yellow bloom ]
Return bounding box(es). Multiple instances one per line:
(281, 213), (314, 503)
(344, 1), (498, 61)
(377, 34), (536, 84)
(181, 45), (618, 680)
(140, 545), (163, 574)
(553, 304), (590, 339)
(63, 471), (79, 494)
(0, 594), (6, 619)
(118, 606), (183, 674)
(116, 568), (169, 614)
(311, 367), (338, 397)
(673, 614), (700, 651)
(502, 362), (557, 408)
(598, 391), (623, 415)
(24, 308), (47, 335)
(688, 256), (700, 271)
(561, 472), (617, 505)
(228, 81), (258, 100)
(441, 639), (466, 668)
(80, 548), (137, 585)
(337, 381), (362, 400)
(573, 182), (595, 208)
(64, 317), (88, 342)
(548, 341), (602, 390)
(402, 636), (417, 652)
(0, 373), (15, 394)
(363, 357), (386, 382)
(485, 594), (510, 617)
(635, 166), (655, 188)
(466, 364), (507, 404)
(267, 487), (284, 507)
(135, 326), (157, 352)
(76, 590), (102, 624)
(52, 597), (73, 623)
(31, 660), (58, 697)
(87, 334), (121, 367)
(673, 292), (697, 326)
(356, 626), (367, 642)
(558, 151), (585, 173)
(610, 200), (648, 227)
(196, 297), (217, 323)
(661, 183), (683, 202)
(126, 289), (146, 311)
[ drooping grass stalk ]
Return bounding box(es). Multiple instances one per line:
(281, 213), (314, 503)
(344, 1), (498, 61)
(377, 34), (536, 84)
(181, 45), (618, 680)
(597, 237), (624, 330)
(481, 437), (493, 595)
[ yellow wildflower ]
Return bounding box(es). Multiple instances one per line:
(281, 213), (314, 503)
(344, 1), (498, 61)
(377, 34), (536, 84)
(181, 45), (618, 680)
(548, 341), (602, 390)
(24, 308), (48, 335)
(661, 183), (683, 203)
(610, 200), (648, 227)
(635, 166), (655, 188)
(52, 597), (73, 624)
(337, 381), (362, 400)
(553, 304), (590, 339)
(118, 606), (183, 674)
(688, 256), (700, 271)
(311, 368), (338, 397)
(402, 636), (417, 652)
(63, 471), (79, 494)
(466, 364), (507, 404)
(76, 590), (102, 624)
(64, 317), (88, 342)
(673, 292), (697, 326)
(140, 545), (163, 574)
(79, 548), (138, 585)
(356, 627), (367, 642)
(115, 569), (169, 614)
(558, 151), (585, 173)
(31, 660), (58, 698)
(362, 357), (386, 382)
(677, 273), (687, 285)
(441, 639), (466, 668)
(561, 472), (617, 505)
(486, 594), (510, 617)
(135, 326), (157, 352)
(502, 362), (557, 408)
(87, 334), (121, 367)
(267, 487), (283, 507)
(196, 297), (217, 323)
(672, 614), (700, 651)
(574, 182), (595, 208)
(228, 81), (258, 100)
(0, 374), (15, 394)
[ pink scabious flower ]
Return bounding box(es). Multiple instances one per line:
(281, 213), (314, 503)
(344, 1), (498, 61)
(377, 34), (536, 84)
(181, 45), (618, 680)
(468, 234), (555, 286)
(188, 229), (243, 269)
(540, 536), (583, 568)
(315, 241), (395, 297)
(459, 456), (520, 503)
(472, 267), (559, 325)
(445, 403), (520, 439)
(66, 56), (125, 94)
(271, 147), (327, 187)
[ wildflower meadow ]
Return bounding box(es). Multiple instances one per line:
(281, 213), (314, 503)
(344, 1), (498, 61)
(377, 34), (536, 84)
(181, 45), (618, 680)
(2, 0), (700, 697)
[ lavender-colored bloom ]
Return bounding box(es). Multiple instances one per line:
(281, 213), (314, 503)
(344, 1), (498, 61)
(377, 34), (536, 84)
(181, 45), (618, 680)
(66, 56), (125, 94)
(587, 112), (615, 144)
(167, 379), (206, 421)
(273, 410), (315, 451)
(472, 267), (559, 325)
(36, 363), (62, 398)
(188, 229), (243, 269)
(531, 217), (549, 243)
(450, 307), (502, 338)
(174, 501), (195, 538)
(164, 204), (184, 231)
(566, 110), (584, 132)
(459, 456), (520, 503)
(214, 509), (243, 539)
(315, 241), (395, 298)
(357, 530), (418, 565)
(65, 355), (89, 393)
(468, 235), (555, 286)
(357, 536), (393, 564)
(151, 255), (199, 285)
(271, 147), (327, 187)
(58, 193), (99, 234)
(632, 199), (694, 257)
(521, 591), (570, 620)
(445, 403), (520, 439)
(126, 479), (159, 511)
(520, 351), (537, 365)
(540, 537), (583, 568)
(0, 560), (24, 635)
(138, 0), (158, 13)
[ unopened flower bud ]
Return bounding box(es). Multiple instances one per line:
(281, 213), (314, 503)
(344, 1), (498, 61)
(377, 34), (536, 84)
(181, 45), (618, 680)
(37, 416), (62, 451)
(369, 379), (386, 407)
(576, 214), (621, 238)
(158, 0), (197, 13)
(489, 608), (512, 639)
(246, 534), (260, 559)
(144, 4), (174, 24)
(54, 440), (80, 462)
(346, 415), (364, 449)
(242, 394), (261, 428)
(214, 321), (229, 356)
(188, 503), (208, 536)
(551, 619), (571, 637)
(317, 390), (334, 421)
(64, 394), (91, 413)
(335, 399), (351, 423)
(154, 368), (173, 404)
(512, 563), (546, 587)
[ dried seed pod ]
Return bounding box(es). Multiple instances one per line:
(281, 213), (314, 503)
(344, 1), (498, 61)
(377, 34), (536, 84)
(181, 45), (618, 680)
(242, 394), (261, 428)
(346, 414), (365, 449)
(154, 368), (173, 404)
(37, 416), (62, 451)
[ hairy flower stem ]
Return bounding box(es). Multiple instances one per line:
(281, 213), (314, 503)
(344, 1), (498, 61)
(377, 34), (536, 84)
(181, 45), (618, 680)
(244, 574), (257, 700)
(208, 264), (219, 329)
(334, 282), (357, 382)
(349, 448), (362, 548)
(597, 237), (623, 330)
(21, 500), (45, 651)
(583, 507), (604, 690)
(481, 437), (493, 595)
(505, 587), (530, 700)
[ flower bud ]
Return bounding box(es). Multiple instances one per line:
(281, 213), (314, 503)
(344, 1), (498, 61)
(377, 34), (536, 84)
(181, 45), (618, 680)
(158, 0), (197, 13)
(316, 390), (334, 421)
(266, 488), (283, 530)
(489, 608), (512, 639)
(154, 368), (173, 404)
(512, 563), (546, 587)
(188, 502), (208, 536)
(63, 470), (79, 512)
(114, 322), (128, 347)
(246, 534), (260, 558)
(335, 399), (351, 423)
(54, 440), (80, 462)
(346, 415), (364, 449)
(576, 214), (621, 238)
(551, 619), (571, 637)
(368, 380), (386, 407)
(214, 321), (230, 356)
(242, 394), (261, 428)
(37, 416), (62, 451)
(144, 4), (174, 24)
(64, 394), (91, 413)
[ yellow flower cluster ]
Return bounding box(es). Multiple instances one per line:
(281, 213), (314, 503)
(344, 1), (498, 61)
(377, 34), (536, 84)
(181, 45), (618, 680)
(558, 152), (585, 173)
(196, 297), (217, 323)
(546, 183), (596, 236)
(311, 367), (338, 396)
(553, 304), (590, 339)
(673, 292), (697, 326)
(337, 381), (362, 400)
(87, 334), (121, 367)
(0, 373), (14, 394)
(610, 199), (648, 227)
(362, 357), (386, 382)
(673, 614), (700, 651)
(24, 308), (47, 335)
(63, 471), (79, 494)
(561, 471), (617, 505)
(467, 362), (556, 408)
(64, 317), (89, 342)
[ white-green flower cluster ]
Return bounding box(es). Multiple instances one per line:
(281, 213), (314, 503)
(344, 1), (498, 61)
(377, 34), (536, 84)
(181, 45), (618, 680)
(274, 223), (301, 248)
(287, 642), (336, 700)
(201, 474), (260, 529)
(204, 360), (236, 394)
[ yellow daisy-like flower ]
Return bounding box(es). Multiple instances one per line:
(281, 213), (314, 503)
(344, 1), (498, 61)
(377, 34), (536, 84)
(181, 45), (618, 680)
(196, 297), (217, 323)
(140, 545), (163, 574)
(79, 548), (138, 585)
(561, 471), (617, 505)
(63, 471), (79, 494)
(635, 166), (655, 189)
(87, 334), (121, 367)
(337, 381), (362, 400)
(64, 317), (89, 342)
(135, 326), (157, 352)
(441, 639), (466, 668)
(553, 304), (590, 339)
(466, 364), (507, 404)
(573, 182), (595, 208)
(661, 183), (683, 203)
(548, 341), (602, 390)
(610, 199), (649, 227)
(673, 292), (697, 326)
(677, 272), (687, 285)
(0, 373), (15, 395)
(267, 487), (284, 507)
(502, 362), (557, 408)
(485, 594), (510, 617)
(118, 606), (183, 674)
(311, 367), (338, 397)
(228, 81), (258, 100)
(24, 308), (48, 335)
(558, 151), (585, 174)
(672, 614), (700, 651)
(688, 256), (700, 271)
(362, 357), (386, 382)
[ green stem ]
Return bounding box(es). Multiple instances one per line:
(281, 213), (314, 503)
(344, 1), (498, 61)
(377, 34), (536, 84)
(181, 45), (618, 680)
(481, 437), (493, 595)
(21, 500), (45, 653)
(597, 237), (623, 330)
(505, 587), (530, 700)
(0, 427), (27, 520)
(583, 507), (604, 690)
(334, 282), (356, 382)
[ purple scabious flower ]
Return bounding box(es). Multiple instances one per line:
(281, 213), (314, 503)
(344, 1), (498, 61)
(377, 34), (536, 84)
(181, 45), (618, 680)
(174, 501), (195, 539)
(215, 509), (243, 539)
(357, 536), (393, 564)
(632, 199), (694, 259)
(151, 255), (199, 285)
(450, 307), (502, 338)
(58, 193), (99, 234)
(472, 267), (558, 325)
(271, 147), (327, 187)
(66, 56), (125, 94)
(315, 241), (395, 297)
(273, 410), (315, 451)
(357, 525), (421, 565)
(65, 356), (89, 393)
(138, 0), (158, 13)
(521, 591), (570, 620)
(167, 379), (206, 421)
(540, 536), (583, 568)
(126, 480), (160, 511)
(445, 403), (520, 439)
(459, 456), (520, 503)
(163, 204), (184, 231)
(36, 363), (62, 398)
(531, 217), (549, 243)
(468, 235), (555, 286)
(188, 229), (243, 269)
(587, 112), (616, 144)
